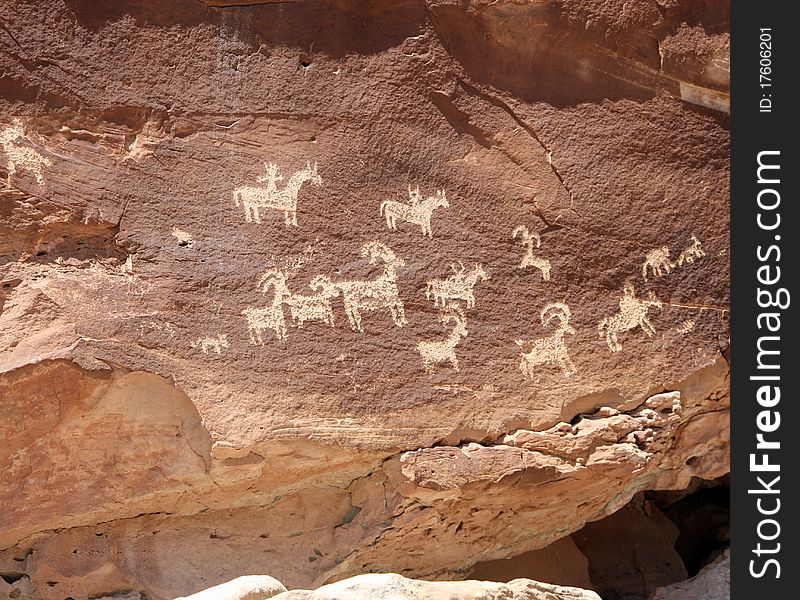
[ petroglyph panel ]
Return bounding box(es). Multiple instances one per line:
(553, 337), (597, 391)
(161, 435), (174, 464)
(1, 119), (52, 185)
(426, 263), (488, 309)
(380, 185), (449, 237)
(233, 162), (321, 226)
(599, 282), (663, 352)
(513, 225), (551, 281)
(516, 303), (576, 378)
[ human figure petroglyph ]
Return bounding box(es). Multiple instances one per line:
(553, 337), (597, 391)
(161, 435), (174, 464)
(0, 119), (52, 185)
(516, 303), (577, 378)
(642, 246), (676, 281)
(417, 303), (468, 374)
(286, 274), (339, 328)
(512, 225), (551, 281)
(677, 235), (705, 266)
(335, 241), (407, 332)
(426, 263), (489, 309)
(598, 282), (662, 352)
(233, 162), (321, 226)
(191, 334), (229, 354)
(380, 186), (449, 237)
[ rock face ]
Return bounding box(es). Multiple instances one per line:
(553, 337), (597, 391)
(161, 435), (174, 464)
(649, 549), (730, 600)
(0, 1), (728, 599)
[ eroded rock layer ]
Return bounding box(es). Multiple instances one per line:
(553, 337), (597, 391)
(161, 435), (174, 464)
(1, 1), (728, 599)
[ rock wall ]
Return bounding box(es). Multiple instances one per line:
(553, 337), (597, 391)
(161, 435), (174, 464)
(0, 1), (729, 599)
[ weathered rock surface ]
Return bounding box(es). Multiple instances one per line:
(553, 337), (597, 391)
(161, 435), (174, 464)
(271, 573), (601, 600)
(1, 0), (728, 599)
(649, 549), (730, 600)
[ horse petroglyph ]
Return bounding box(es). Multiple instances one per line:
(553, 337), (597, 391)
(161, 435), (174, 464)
(234, 162), (321, 226)
(642, 246), (676, 281)
(335, 241), (407, 332)
(417, 303), (468, 374)
(513, 225), (551, 281)
(598, 282), (663, 352)
(380, 185), (449, 237)
(191, 334), (229, 354)
(0, 119), (52, 185)
(677, 235), (705, 266)
(516, 303), (576, 378)
(426, 263), (489, 309)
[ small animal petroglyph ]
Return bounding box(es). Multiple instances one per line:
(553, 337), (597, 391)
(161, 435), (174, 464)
(598, 282), (662, 352)
(335, 241), (407, 332)
(677, 235), (705, 266)
(286, 275), (339, 328)
(0, 119), (52, 185)
(642, 246), (676, 281)
(171, 227), (195, 248)
(426, 263), (489, 309)
(513, 225), (551, 281)
(516, 303), (576, 378)
(417, 303), (468, 374)
(677, 320), (695, 335)
(191, 334), (229, 354)
(380, 185), (449, 237)
(233, 162), (322, 226)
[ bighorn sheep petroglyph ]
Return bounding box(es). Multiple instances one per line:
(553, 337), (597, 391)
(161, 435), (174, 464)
(380, 186), (449, 237)
(335, 241), (407, 332)
(417, 303), (468, 374)
(516, 303), (576, 378)
(513, 225), (551, 281)
(242, 269), (293, 343)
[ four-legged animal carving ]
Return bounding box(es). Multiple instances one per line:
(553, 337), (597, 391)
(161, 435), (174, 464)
(642, 246), (676, 281)
(598, 282), (662, 352)
(286, 274), (339, 328)
(242, 270), (293, 343)
(380, 186), (449, 237)
(335, 241), (407, 332)
(191, 334), (229, 354)
(677, 235), (705, 266)
(0, 119), (52, 185)
(517, 303), (576, 378)
(234, 162), (322, 226)
(417, 304), (468, 374)
(426, 263), (488, 309)
(513, 225), (551, 281)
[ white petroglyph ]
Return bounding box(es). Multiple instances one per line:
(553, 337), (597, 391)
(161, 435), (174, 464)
(677, 235), (706, 266)
(335, 241), (407, 332)
(243, 269), (292, 343)
(286, 274), (339, 328)
(642, 246), (676, 281)
(380, 185), (449, 237)
(677, 319), (695, 335)
(513, 225), (551, 281)
(516, 302), (576, 378)
(417, 303), (468, 374)
(0, 119), (52, 185)
(171, 227), (195, 248)
(233, 162), (321, 226)
(598, 281), (662, 352)
(426, 262), (488, 309)
(191, 334), (229, 354)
